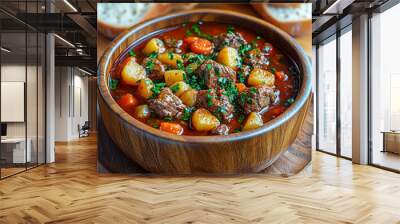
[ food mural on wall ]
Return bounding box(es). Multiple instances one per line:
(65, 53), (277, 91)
(97, 3), (312, 175)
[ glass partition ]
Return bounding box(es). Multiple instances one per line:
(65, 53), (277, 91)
(317, 36), (337, 154)
(370, 3), (400, 171)
(0, 1), (46, 179)
(339, 28), (352, 158)
(1, 31), (28, 177)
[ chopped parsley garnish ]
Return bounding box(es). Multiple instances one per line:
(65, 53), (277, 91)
(182, 107), (194, 121)
(249, 87), (257, 94)
(168, 52), (174, 60)
(149, 52), (158, 59)
(206, 90), (214, 107)
(217, 106), (227, 114)
(238, 43), (253, 56)
(191, 24), (213, 40)
(237, 114), (245, 123)
(206, 63), (212, 71)
(163, 117), (173, 121)
(128, 50), (136, 57)
(269, 67), (277, 74)
(237, 71), (246, 83)
(215, 67), (221, 76)
(205, 52), (218, 61)
(227, 25), (235, 34)
(145, 60), (155, 72)
(185, 29), (193, 36)
(185, 63), (196, 75)
(233, 128), (241, 133)
(170, 83), (180, 93)
(284, 98), (295, 107)
(186, 73), (205, 90)
(239, 92), (249, 105)
(150, 82), (166, 98)
(109, 78), (118, 90)
(177, 60), (185, 70)
(218, 77), (227, 86)
(187, 54), (205, 64)
(256, 36), (261, 40)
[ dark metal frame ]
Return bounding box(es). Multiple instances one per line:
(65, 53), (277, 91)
(0, 0), (47, 180)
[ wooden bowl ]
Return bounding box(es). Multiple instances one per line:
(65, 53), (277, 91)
(98, 9), (312, 174)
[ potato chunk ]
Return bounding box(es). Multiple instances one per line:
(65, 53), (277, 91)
(170, 81), (190, 97)
(180, 89), (198, 107)
(142, 38), (165, 55)
(247, 68), (275, 87)
(121, 58), (146, 86)
(137, 78), (154, 99)
(242, 112), (263, 131)
(157, 52), (183, 68)
(133, 105), (151, 119)
(217, 46), (239, 70)
(164, 70), (185, 86)
(191, 108), (220, 132)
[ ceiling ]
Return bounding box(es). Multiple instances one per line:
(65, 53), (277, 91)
(311, 0), (392, 43)
(0, 0), (98, 73)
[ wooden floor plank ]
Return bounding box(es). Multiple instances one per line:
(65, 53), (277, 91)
(1, 135), (400, 223)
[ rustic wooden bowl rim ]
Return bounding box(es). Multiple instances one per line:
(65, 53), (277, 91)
(98, 9), (312, 144)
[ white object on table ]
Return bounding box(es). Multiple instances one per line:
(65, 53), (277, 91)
(1, 138), (31, 163)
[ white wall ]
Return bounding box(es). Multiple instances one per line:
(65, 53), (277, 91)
(54, 67), (89, 141)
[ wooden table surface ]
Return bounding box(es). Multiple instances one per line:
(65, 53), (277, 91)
(97, 3), (312, 61)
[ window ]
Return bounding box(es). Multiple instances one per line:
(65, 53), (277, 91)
(317, 37), (337, 154)
(339, 28), (352, 158)
(370, 3), (400, 171)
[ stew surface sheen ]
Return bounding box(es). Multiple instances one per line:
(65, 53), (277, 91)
(110, 22), (299, 136)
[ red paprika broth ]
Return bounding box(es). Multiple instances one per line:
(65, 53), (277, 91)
(109, 22), (299, 136)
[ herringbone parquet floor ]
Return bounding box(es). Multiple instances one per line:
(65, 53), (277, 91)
(1, 135), (400, 224)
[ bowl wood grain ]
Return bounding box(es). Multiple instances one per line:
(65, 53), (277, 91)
(98, 9), (312, 174)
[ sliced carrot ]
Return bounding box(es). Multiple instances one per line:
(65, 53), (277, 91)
(235, 83), (247, 93)
(159, 122), (184, 135)
(117, 93), (139, 113)
(190, 38), (213, 55)
(275, 71), (286, 81)
(184, 36), (200, 44)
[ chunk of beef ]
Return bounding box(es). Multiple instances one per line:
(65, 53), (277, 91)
(211, 124), (230, 135)
(197, 89), (234, 123)
(195, 60), (236, 89)
(149, 88), (186, 119)
(142, 57), (165, 80)
(213, 32), (247, 50)
(238, 86), (279, 114)
(243, 48), (269, 69)
(164, 38), (183, 53)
